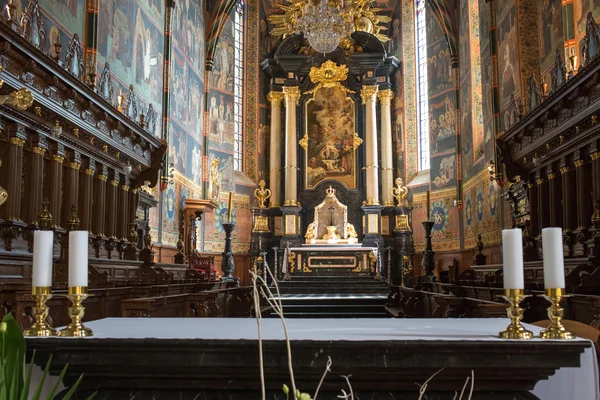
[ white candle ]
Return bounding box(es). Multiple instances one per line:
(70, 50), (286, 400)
(502, 229), (524, 289)
(542, 227), (565, 288)
(68, 231), (89, 287)
(32, 231), (54, 287)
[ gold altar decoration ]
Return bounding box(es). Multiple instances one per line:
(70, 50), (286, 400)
(283, 86), (301, 105)
(499, 289), (533, 340)
(306, 61), (354, 96)
(208, 157), (221, 204)
(353, 132), (363, 149)
(360, 85), (379, 104)
(23, 286), (56, 337)
(394, 214), (411, 232)
(0, 66), (34, 111)
(268, 0), (390, 43)
(58, 286), (94, 337)
(369, 251), (377, 273)
(299, 133), (308, 151)
(287, 251), (297, 274)
(323, 225), (340, 241)
(345, 223), (358, 239)
(305, 186), (358, 244)
(392, 177), (409, 207)
(539, 288), (575, 340)
(254, 179), (272, 209)
(305, 222), (317, 240)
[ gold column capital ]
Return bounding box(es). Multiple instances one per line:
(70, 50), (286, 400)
(560, 166), (570, 174)
(52, 155), (65, 163)
(9, 137), (26, 147)
(574, 159), (585, 168)
(591, 152), (600, 161)
(282, 86), (301, 105)
(84, 168), (95, 176)
(69, 162), (81, 170)
(536, 178), (544, 185)
(32, 146), (46, 155)
(267, 91), (285, 107)
(109, 180), (119, 187)
(377, 89), (394, 106)
(547, 173), (556, 180)
(97, 174), (108, 182)
(361, 85), (379, 104)
(121, 185), (130, 192)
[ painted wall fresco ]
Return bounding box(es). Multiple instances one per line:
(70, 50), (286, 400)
(497, 0), (520, 134)
(479, 0), (494, 164)
(538, 0), (563, 78)
(462, 169), (502, 249)
(413, 189), (460, 252)
(459, 0), (473, 180)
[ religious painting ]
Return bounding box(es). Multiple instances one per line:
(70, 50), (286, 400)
(388, 16), (402, 59)
(97, 0), (134, 86)
(430, 153), (456, 189)
(186, 134), (202, 186)
(464, 190), (474, 236)
(208, 150), (234, 192)
(132, 6), (164, 106)
(207, 91), (235, 151)
(538, 0), (563, 75)
(169, 121), (187, 175)
(172, 0), (204, 69)
(430, 200), (449, 239)
(138, 0), (163, 23)
(209, 41), (234, 93)
(428, 45), (452, 93)
(429, 95), (456, 156)
(497, 3), (519, 111)
(304, 87), (357, 190)
(171, 49), (188, 124)
(188, 70), (204, 138)
(40, 0), (85, 39)
(577, 0), (600, 37)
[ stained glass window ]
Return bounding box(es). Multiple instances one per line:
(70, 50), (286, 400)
(233, 1), (244, 172)
(415, 0), (430, 171)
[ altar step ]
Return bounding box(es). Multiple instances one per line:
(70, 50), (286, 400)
(271, 277), (389, 318)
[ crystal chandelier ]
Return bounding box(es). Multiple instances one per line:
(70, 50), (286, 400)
(295, 0), (354, 54)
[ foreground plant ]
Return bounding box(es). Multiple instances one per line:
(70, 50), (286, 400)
(0, 313), (94, 400)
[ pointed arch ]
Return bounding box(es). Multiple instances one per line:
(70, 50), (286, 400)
(427, 0), (458, 67)
(205, 0), (240, 70)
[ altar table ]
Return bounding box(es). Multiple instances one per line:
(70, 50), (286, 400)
(27, 318), (598, 400)
(282, 245), (378, 275)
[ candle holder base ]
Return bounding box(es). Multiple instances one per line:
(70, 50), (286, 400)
(499, 289), (533, 340)
(58, 286), (93, 337)
(540, 288), (575, 340)
(23, 287), (57, 337)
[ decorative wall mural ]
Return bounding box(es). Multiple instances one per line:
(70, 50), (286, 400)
(538, 0), (563, 75)
(304, 87), (357, 189)
(431, 200), (449, 237)
(497, 1), (520, 132)
(431, 154), (456, 189)
(429, 95), (456, 156)
(207, 91), (235, 150)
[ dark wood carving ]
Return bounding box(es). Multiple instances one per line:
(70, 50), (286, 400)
(64, 34), (84, 79)
(551, 47), (566, 91)
(581, 12), (600, 67)
(145, 103), (157, 137)
(125, 84), (138, 121)
(97, 62), (114, 103)
(20, 0), (46, 51)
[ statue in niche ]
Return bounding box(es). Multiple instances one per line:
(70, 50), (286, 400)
(21, 0), (46, 51)
(392, 177), (409, 207)
(581, 12), (600, 67)
(97, 63), (114, 102)
(253, 179), (271, 209)
(65, 34), (84, 79)
(551, 48), (566, 91)
(208, 156), (221, 204)
(146, 104), (157, 137)
(125, 85), (138, 121)
(528, 76), (539, 111)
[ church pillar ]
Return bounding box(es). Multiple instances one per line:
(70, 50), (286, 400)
(45, 144), (66, 229)
(591, 146), (600, 208)
(118, 179), (130, 241)
(2, 127), (26, 223)
(92, 165), (107, 237)
(546, 166), (562, 228)
(267, 90), (284, 207)
(24, 136), (47, 226)
(574, 151), (591, 256)
(561, 157), (577, 257)
(361, 85), (379, 205)
(536, 172), (549, 231)
(106, 171), (119, 240)
(61, 151), (81, 228)
(282, 86), (300, 206)
(378, 89), (394, 207)
(78, 158), (95, 232)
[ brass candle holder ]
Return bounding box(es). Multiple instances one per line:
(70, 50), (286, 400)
(58, 286), (93, 337)
(540, 288), (575, 340)
(499, 289), (533, 339)
(23, 287), (57, 337)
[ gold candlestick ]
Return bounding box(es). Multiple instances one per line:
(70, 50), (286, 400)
(227, 192), (233, 221)
(540, 288), (575, 340)
(23, 287), (57, 337)
(58, 286), (93, 337)
(499, 289), (533, 339)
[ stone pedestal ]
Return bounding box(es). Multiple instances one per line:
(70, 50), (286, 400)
(392, 206), (414, 285)
(361, 205), (383, 248)
(280, 205), (302, 249)
(220, 222), (238, 282)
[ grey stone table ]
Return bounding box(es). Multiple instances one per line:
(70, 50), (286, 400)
(26, 318), (597, 400)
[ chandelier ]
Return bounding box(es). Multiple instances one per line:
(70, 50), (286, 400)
(269, 0), (390, 55)
(295, 0), (353, 54)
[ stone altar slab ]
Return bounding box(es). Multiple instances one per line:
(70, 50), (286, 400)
(26, 318), (597, 400)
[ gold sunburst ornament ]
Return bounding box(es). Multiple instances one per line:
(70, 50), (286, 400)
(306, 61), (354, 95)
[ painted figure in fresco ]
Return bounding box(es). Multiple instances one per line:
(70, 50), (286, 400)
(208, 157), (221, 203)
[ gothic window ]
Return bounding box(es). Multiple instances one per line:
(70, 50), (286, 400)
(415, 0), (430, 171)
(233, 0), (245, 172)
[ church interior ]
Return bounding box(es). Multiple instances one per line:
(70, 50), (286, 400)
(1, 0), (600, 398)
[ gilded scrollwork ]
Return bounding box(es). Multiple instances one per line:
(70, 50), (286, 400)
(306, 61), (354, 96)
(299, 133), (308, 151)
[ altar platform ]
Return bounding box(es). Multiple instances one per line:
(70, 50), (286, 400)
(27, 318), (598, 399)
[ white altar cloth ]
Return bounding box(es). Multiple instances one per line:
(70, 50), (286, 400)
(282, 246), (378, 273)
(52, 318), (598, 399)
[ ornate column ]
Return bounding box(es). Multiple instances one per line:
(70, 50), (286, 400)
(547, 165), (562, 228)
(574, 151), (591, 256)
(124, 186), (140, 260)
(361, 85), (379, 205)
(61, 150), (81, 228)
(1, 126), (26, 222)
(267, 91), (284, 208)
(45, 143), (66, 229)
(105, 171), (119, 240)
(536, 171), (549, 231)
(561, 157), (577, 257)
(118, 177), (130, 241)
(591, 146), (600, 209)
(92, 165), (107, 237)
(282, 86), (300, 206)
(528, 179), (538, 237)
(378, 89), (394, 207)
(24, 135), (47, 226)
(78, 158), (95, 232)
